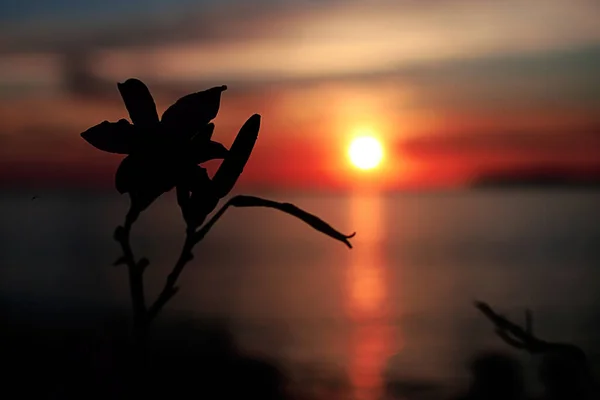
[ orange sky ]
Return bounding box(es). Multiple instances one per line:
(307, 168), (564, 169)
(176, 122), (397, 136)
(1, 0), (600, 191)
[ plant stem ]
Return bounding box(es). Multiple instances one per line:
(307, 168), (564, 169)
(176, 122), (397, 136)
(147, 228), (195, 323)
(145, 194), (354, 323)
(117, 194), (354, 337)
(115, 211), (148, 345)
(146, 200), (237, 321)
(145, 199), (235, 323)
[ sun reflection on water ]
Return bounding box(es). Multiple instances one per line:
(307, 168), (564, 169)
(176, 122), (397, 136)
(346, 195), (399, 400)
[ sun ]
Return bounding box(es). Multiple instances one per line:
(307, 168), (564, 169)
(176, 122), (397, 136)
(348, 136), (384, 170)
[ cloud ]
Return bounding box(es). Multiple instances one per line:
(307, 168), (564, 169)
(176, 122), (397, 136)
(2, 0), (600, 84)
(400, 128), (600, 158)
(90, 0), (600, 84)
(0, 53), (62, 92)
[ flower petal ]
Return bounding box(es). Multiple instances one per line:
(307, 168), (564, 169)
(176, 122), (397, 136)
(192, 122), (215, 142)
(176, 184), (190, 209)
(116, 154), (176, 192)
(117, 78), (159, 129)
(186, 123), (217, 160)
(204, 122), (215, 140)
(187, 165), (212, 192)
(115, 155), (136, 194)
(212, 114), (260, 198)
(116, 154), (179, 211)
(81, 119), (138, 154)
(192, 140), (229, 164)
(161, 85), (227, 138)
(185, 166), (219, 227)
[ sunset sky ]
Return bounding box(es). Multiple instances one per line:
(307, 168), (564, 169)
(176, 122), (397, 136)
(1, 0), (599, 190)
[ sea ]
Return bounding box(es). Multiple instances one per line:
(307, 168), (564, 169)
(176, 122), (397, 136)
(1, 189), (599, 399)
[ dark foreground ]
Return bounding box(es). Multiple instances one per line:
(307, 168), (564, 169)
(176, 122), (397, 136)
(1, 299), (598, 400)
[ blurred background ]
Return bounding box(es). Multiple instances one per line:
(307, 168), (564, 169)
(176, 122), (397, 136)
(1, 1), (600, 399)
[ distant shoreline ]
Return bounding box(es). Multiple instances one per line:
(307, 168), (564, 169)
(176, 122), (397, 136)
(471, 179), (600, 189)
(470, 168), (600, 190)
(471, 181), (600, 190)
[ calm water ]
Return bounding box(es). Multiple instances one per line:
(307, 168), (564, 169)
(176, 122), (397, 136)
(1, 189), (600, 398)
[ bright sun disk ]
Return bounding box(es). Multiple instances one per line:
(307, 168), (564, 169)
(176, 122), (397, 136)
(348, 136), (384, 170)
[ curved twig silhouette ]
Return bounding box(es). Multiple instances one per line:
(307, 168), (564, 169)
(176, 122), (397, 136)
(81, 78), (355, 344)
(475, 301), (581, 355)
(475, 301), (595, 399)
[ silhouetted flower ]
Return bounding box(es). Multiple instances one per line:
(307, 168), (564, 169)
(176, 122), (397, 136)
(81, 78), (234, 213)
(82, 79), (353, 340)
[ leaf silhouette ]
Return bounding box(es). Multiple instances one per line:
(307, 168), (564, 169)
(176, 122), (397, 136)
(215, 195), (355, 248)
(212, 114), (260, 198)
(161, 85), (227, 138)
(117, 79), (160, 129)
(81, 119), (138, 154)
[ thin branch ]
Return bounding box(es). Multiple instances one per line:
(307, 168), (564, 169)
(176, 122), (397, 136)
(475, 301), (549, 354)
(193, 195), (356, 247)
(146, 229), (195, 323)
(145, 194), (355, 323)
(192, 197), (236, 244)
(476, 301), (591, 367)
(495, 329), (526, 349)
(114, 208), (147, 339)
(143, 195), (355, 325)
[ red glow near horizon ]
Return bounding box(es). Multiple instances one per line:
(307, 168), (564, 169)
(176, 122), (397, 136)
(1, 1), (600, 191)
